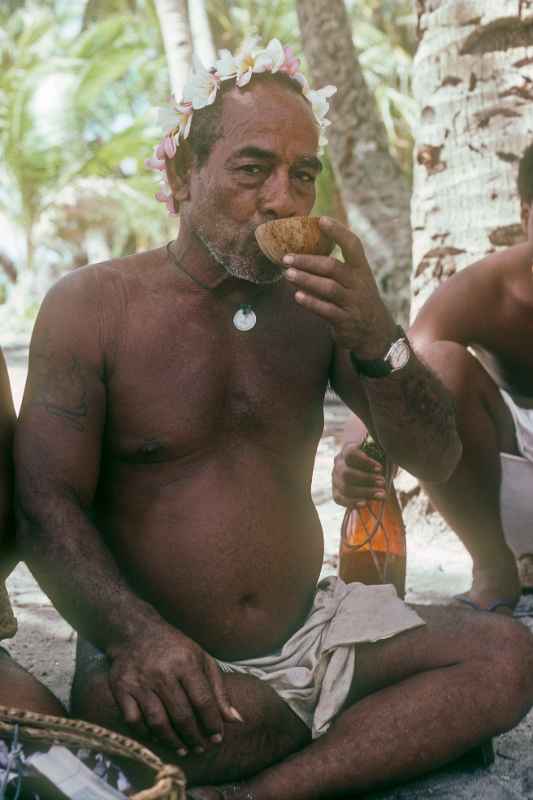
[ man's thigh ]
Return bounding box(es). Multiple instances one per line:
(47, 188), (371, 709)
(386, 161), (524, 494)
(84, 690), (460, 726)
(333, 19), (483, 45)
(71, 638), (310, 785)
(347, 604), (532, 705)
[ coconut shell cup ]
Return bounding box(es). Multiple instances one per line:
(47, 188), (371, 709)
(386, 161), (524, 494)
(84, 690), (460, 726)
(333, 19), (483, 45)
(255, 216), (334, 267)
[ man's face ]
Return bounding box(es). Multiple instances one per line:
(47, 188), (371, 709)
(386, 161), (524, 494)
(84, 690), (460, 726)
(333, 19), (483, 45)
(184, 81), (321, 284)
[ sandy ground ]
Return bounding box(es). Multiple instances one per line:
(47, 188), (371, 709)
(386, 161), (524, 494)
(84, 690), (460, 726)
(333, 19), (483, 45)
(3, 349), (533, 798)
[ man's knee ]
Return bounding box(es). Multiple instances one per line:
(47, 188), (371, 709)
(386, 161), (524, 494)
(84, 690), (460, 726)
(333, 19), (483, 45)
(415, 340), (485, 399)
(480, 618), (533, 730)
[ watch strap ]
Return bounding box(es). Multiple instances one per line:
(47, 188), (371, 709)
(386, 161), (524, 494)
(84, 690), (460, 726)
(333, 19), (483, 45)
(350, 326), (407, 378)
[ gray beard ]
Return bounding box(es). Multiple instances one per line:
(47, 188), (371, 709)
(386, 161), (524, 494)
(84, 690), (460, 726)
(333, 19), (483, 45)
(197, 230), (283, 286)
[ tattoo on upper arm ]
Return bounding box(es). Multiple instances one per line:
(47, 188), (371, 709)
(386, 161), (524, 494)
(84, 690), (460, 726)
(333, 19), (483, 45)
(32, 347), (89, 433)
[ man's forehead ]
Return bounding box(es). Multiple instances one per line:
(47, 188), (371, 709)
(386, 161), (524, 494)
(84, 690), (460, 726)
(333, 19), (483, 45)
(219, 83), (319, 155)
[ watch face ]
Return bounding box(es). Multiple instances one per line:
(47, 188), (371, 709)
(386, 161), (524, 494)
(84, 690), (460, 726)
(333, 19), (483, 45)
(388, 339), (410, 370)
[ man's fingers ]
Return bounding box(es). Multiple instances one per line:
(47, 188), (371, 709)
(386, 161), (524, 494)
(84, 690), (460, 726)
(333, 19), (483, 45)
(135, 689), (185, 750)
(334, 466), (384, 488)
(283, 254), (350, 288)
(115, 690), (147, 738)
(319, 216), (367, 268)
(293, 291), (345, 324)
(343, 447), (383, 472)
(286, 269), (344, 305)
(333, 484), (386, 501)
(161, 681), (206, 753)
(182, 670), (224, 745)
(205, 657), (243, 726)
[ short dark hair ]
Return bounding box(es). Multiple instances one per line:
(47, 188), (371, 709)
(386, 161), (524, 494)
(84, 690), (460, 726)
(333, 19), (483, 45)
(518, 142), (533, 204)
(187, 71), (313, 167)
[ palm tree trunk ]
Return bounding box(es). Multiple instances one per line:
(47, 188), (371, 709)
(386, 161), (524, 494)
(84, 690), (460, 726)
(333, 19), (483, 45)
(25, 228), (34, 272)
(296, 0), (412, 325)
(153, 0), (193, 99)
(411, 1), (533, 318)
(187, 0), (216, 66)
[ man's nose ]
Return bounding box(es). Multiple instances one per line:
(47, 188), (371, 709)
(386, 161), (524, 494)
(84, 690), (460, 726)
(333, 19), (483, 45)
(258, 171), (297, 219)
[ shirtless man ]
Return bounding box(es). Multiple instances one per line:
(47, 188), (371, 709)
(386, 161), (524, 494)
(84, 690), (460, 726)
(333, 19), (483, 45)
(333, 143), (533, 614)
(14, 43), (533, 799)
(410, 142), (533, 611)
(0, 349), (64, 715)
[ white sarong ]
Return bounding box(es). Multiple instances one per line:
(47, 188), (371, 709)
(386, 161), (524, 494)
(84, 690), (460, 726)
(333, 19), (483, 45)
(217, 577), (424, 738)
(500, 388), (533, 558)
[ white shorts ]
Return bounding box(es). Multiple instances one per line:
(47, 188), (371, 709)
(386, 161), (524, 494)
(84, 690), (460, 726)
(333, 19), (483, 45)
(500, 388), (533, 558)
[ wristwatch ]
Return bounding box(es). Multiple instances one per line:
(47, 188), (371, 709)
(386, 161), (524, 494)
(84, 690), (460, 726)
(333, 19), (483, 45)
(350, 326), (411, 378)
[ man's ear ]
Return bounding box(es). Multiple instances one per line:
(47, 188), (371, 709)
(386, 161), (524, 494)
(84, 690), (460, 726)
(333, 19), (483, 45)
(165, 140), (193, 211)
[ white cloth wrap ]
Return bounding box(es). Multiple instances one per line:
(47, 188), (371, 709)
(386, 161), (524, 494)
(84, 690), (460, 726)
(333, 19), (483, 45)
(217, 576), (424, 738)
(499, 388), (533, 558)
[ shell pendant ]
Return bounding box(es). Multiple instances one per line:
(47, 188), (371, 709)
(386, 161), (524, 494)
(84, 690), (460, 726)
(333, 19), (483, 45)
(233, 304), (257, 332)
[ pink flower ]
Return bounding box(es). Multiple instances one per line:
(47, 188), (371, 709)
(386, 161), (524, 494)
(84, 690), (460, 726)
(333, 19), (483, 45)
(163, 135), (177, 158)
(280, 46), (300, 77)
(145, 155), (166, 172)
(155, 188), (177, 216)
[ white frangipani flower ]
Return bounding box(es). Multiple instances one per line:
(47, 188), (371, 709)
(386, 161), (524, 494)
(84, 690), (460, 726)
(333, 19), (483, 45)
(306, 85), (337, 124)
(155, 100), (193, 142)
(156, 105), (181, 133)
(253, 38), (285, 74)
(183, 59), (220, 109)
(232, 36), (270, 87)
(215, 49), (238, 81)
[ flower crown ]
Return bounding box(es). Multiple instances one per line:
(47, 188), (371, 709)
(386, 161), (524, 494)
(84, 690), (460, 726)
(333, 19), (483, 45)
(146, 38), (337, 215)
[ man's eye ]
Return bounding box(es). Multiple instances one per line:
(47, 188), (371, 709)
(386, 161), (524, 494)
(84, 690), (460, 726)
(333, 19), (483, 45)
(241, 165), (264, 175)
(295, 172), (316, 183)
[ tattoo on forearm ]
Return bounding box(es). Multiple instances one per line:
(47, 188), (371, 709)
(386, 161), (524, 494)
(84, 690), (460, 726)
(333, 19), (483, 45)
(400, 368), (455, 437)
(44, 396), (88, 432)
(32, 347), (89, 432)
(365, 358), (456, 442)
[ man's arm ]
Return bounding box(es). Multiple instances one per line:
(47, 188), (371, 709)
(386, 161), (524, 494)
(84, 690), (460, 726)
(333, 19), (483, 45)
(283, 217), (461, 482)
(331, 344), (459, 483)
(15, 269), (237, 752)
(0, 349), (16, 579)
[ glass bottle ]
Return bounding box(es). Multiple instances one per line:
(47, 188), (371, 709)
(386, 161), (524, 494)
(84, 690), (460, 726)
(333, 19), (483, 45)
(338, 435), (406, 599)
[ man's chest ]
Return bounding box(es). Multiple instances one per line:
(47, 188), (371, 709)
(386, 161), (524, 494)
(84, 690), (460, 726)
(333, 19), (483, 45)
(473, 294), (533, 396)
(104, 297), (332, 461)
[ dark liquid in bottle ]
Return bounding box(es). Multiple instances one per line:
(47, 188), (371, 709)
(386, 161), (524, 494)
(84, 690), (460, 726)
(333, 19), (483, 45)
(339, 494), (407, 599)
(339, 548), (406, 599)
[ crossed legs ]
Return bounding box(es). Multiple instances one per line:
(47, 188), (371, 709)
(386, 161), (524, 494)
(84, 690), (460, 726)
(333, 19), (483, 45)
(71, 607), (533, 798)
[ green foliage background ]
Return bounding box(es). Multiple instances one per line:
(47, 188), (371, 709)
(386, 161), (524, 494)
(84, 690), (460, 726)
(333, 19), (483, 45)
(0, 0), (416, 342)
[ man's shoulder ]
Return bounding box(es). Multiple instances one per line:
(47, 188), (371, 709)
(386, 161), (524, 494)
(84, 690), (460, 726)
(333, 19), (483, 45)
(429, 241), (531, 300)
(468, 241), (531, 275)
(412, 241), (532, 341)
(44, 246), (167, 310)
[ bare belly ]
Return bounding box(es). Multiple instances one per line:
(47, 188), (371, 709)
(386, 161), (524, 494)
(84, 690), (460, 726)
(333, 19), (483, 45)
(97, 444), (324, 660)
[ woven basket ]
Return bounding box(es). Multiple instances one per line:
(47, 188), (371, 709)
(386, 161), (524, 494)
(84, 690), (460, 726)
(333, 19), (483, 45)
(0, 581), (17, 641)
(0, 706), (187, 799)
